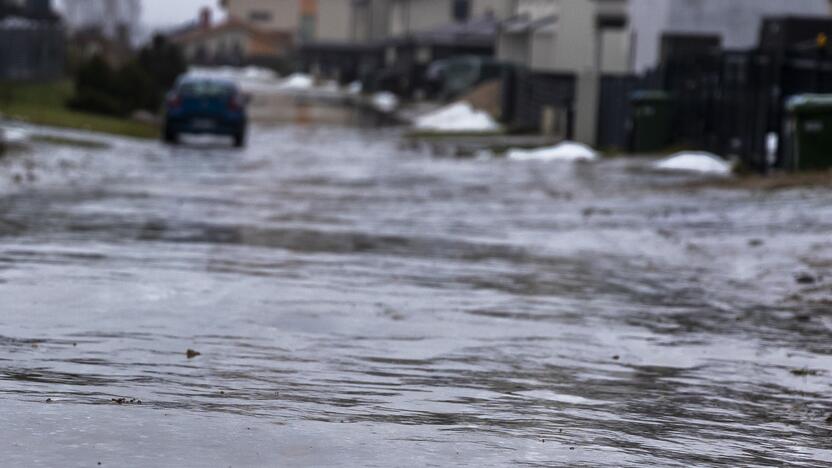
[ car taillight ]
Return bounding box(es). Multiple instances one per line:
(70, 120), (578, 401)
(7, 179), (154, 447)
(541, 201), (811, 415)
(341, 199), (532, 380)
(228, 95), (244, 112)
(166, 94), (181, 109)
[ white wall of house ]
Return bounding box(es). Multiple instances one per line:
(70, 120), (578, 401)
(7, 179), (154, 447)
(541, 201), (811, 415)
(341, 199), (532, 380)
(222, 0), (300, 32)
(472, 0), (514, 19)
(505, 0), (630, 74)
(630, 0), (832, 72)
(389, 0), (455, 36)
(181, 29), (249, 62)
(516, 0), (559, 20)
(529, 29), (554, 69)
(497, 0), (632, 145)
(600, 28), (631, 73)
(313, 0), (352, 41)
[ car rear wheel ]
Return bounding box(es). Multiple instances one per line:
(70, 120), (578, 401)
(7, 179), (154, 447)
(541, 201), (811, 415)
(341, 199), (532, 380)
(233, 132), (245, 148)
(163, 128), (179, 145)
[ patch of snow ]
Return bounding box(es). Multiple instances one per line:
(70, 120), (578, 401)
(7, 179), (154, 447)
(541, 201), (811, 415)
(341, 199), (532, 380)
(186, 66), (282, 93)
(278, 73), (314, 91)
(347, 81), (363, 95)
(414, 102), (500, 133)
(188, 66), (278, 83)
(241, 66), (279, 82)
(319, 80), (340, 93)
(1, 127), (29, 146)
(766, 132), (779, 166)
(371, 92), (399, 113)
(653, 151), (733, 176)
(507, 141), (599, 162)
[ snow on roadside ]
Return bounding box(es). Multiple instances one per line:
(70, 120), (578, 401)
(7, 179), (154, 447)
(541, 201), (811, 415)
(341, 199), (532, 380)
(653, 151), (733, 176)
(188, 66), (278, 83)
(277, 73), (314, 91)
(347, 82), (363, 95)
(371, 92), (399, 113)
(0, 126), (30, 147)
(414, 102), (500, 133)
(507, 141), (599, 162)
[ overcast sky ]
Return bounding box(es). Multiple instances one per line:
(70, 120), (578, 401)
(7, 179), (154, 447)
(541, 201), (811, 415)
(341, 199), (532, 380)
(142, 0), (224, 27)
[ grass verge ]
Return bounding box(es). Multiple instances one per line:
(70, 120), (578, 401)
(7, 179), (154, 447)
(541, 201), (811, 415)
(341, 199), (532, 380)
(0, 80), (158, 140)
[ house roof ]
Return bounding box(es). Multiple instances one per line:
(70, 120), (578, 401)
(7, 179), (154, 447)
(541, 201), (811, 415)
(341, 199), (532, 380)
(399, 15), (502, 47)
(170, 17), (291, 46)
(501, 14), (557, 35)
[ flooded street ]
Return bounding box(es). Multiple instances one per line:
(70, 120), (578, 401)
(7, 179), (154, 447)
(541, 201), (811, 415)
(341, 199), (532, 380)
(1, 125), (832, 467)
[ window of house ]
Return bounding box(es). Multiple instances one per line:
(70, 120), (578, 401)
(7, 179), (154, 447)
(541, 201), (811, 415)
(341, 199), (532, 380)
(249, 10), (273, 22)
(452, 0), (470, 22)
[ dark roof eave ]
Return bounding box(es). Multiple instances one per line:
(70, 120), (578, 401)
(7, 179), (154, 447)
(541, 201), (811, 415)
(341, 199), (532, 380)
(387, 34), (496, 48)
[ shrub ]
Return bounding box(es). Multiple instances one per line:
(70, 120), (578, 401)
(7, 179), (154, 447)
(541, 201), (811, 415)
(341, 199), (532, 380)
(69, 37), (187, 117)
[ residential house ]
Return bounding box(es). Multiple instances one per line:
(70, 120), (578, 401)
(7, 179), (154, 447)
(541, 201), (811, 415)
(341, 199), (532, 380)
(300, 0), (513, 87)
(497, 0), (631, 144)
(298, 0), (390, 82)
(498, 0), (630, 75)
(219, 0), (301, 34)
(629, 0), (832, 72)
(170, 12), (293, 68)
(0, 0), (65, 80)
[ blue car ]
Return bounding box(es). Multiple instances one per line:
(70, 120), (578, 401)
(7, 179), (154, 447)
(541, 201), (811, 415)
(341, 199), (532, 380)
(163, 77), (248, 147)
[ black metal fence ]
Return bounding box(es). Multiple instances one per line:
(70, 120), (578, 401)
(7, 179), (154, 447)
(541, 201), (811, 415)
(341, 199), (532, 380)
(653, 47), (832, 171)
(501, 68), (575, 136)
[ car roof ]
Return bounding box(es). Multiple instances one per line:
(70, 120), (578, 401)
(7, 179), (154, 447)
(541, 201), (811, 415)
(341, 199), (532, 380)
(177, 75), (237, 88)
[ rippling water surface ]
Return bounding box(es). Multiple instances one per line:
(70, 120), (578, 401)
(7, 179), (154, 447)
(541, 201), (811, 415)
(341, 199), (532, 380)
(1, 126), (832, 467)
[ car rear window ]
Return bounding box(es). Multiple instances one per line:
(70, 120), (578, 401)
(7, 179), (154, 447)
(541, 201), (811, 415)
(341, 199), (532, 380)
(179, 81), (236, 97)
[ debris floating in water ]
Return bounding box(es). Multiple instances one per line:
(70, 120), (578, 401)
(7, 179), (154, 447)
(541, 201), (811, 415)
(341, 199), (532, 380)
(790, 368), (821, 377)
(111, 397), (143, 405)
(795, 272), (818, 285)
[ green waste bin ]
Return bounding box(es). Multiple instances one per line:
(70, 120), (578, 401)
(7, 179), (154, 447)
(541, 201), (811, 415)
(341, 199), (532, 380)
(785, 94), (832, 171)
(629, 91), (674, 153)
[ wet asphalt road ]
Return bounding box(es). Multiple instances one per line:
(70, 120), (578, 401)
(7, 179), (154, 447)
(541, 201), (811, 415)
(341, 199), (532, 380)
(1, 124), (832, 467)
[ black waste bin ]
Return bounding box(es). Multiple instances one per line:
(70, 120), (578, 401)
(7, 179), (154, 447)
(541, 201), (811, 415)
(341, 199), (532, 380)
(629, 91), (674, 153)
(784, 94), (832, 171)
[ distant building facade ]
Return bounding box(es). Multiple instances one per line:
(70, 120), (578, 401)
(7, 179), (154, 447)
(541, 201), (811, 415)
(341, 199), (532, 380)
(498, 0), (631, 74)
(170, 12), (293, 67)
(497, 0), (630, 144)
(299, 0), (514, 83)
(219, 0), (301, 34)
(0, 0), (65, 80)
(630, 0), (832, 72)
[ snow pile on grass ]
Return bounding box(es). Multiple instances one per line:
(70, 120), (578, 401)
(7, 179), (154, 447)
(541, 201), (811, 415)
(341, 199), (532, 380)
(371, 92), (399, 113)
(278, 73), (314, 90)
(507, 141), (599, 162)
(414, 102), (500, 133)
(653, 151), (733, 175)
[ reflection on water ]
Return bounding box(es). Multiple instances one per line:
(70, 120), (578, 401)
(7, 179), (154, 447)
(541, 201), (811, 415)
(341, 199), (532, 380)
(1, 125), (832, 467)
